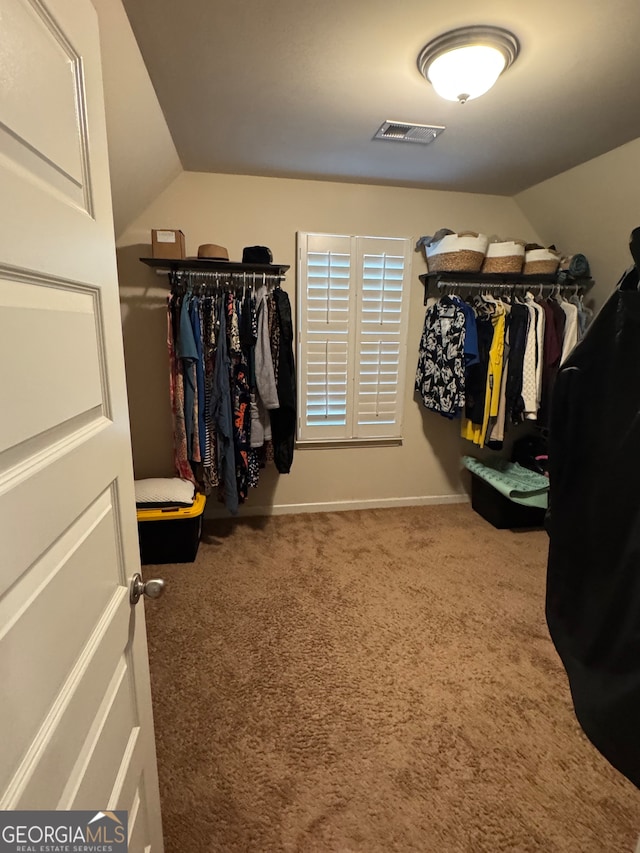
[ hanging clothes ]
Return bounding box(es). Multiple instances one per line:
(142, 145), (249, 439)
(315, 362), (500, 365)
(167, 294), (195, 485)
(486, 322), (510, 450)
(559, 298), (579, 365)
(463, 313), (493, 430)
(539, 299), (565, 425)
(572, 293), (593, 340)
(255, 285), (279, 409)
(415, 295), (467, 418)
(228, 294), (252, 504)
(417, 283), (593, 446)
(529, 296), (546, 414)
(461, 303), (506, 448)
(201, 295), (219, 492)
(211, 297), (238, 514)
(251, 285), (278, 451)
(270, 288), (297, 474)
(482, 305), (507, 444)
(521, 296), (539, 420)
(504, 303), (529, 425)
(166, 273), (295, 513)
(190, 296), (206, 462)
(178, 295), (199, 461)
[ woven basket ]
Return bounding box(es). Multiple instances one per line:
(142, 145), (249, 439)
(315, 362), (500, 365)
(523, 248), (560, 276)
(428, 249), (487, 273)
(426, 233), (488, 274)
(481, 256), (523, 274)
(481, 240), (525, 274)
(523, 260), (559, 275)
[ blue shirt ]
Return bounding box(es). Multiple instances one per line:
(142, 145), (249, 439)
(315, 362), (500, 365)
(454, 297), (480, 367)
(178, 295), (198, 459)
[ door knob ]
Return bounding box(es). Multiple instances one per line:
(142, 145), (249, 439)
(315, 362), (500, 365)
(130, 572), (166, 605)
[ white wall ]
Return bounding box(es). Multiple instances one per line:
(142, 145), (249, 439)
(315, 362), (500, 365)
(92, 0), (182, 237)
(515, 137), (640, 312)
(117, 171), (541, 514)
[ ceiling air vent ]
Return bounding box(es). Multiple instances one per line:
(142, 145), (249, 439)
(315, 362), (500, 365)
(374, 120), (445, 145)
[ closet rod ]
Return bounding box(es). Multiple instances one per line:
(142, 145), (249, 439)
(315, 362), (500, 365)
(431, 280), (592, 304)
(434, 280), (592, 292)
(167, 270), (285, 287)
(420, 271), (594, 305)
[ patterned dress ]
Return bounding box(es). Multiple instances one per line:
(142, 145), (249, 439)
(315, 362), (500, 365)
(201, 295), (219, 493)
(415, 296), (467, 418)
(242, 293), (261, 489)
(228, 295), (251, 503)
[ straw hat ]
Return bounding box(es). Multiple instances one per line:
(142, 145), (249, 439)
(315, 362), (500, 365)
(197, 243), (229, 261)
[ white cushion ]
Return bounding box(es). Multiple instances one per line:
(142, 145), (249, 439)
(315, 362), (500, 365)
(134, 478), (195, 506)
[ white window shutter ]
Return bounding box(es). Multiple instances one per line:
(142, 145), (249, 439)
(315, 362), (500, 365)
(297, 232), (411, 443)
(354, 237), (411, 439)
(297, 233), (356, 440)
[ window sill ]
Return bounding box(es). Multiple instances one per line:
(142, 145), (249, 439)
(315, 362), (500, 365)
(295, 438), (403, 450)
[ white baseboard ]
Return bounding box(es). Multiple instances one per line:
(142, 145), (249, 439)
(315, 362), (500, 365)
(204, 493), (469, 519)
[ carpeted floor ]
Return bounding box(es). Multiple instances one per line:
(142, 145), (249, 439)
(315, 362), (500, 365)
(143, 504), (639, 852)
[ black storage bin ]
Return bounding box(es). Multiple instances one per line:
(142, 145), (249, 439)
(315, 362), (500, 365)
(136, 494), (206, 564)
(470, 473), (546, 530)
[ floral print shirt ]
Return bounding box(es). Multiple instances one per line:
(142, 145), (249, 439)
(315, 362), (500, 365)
(415, 296), (467, 418)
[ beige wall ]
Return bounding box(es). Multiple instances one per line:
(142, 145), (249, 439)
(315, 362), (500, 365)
(117, 171), (540, 513)
(515, 137), (640, 312)
(92, 0), (182, 237)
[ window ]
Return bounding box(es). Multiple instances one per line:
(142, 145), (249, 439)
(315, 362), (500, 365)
(297, 232), (412, 444)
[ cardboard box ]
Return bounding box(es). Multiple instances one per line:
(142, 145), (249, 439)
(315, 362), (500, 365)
(151, 229), (186, 259)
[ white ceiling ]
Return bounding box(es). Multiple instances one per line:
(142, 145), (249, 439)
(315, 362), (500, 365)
(121, 0), (640, 195)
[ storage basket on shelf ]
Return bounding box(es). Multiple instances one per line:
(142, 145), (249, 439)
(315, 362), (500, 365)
(523, 247), (561, 276)
(425, 232), (489, 273)
(481, 240), (525, 274)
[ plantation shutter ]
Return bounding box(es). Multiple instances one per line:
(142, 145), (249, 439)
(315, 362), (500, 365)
(297, 233), (356, 440)
(297, 233), (411, 443)
(355, 237), (411, 439)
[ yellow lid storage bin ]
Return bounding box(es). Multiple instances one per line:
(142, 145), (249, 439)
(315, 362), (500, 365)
(136, 493), (206, 564)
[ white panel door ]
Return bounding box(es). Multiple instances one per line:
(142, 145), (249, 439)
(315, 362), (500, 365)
(0, 1), (163, 850)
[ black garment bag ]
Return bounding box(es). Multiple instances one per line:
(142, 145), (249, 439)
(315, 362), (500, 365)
(546, 230), (640, 788)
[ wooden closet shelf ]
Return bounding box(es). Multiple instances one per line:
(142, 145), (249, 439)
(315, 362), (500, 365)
(140, 257), (290, 275)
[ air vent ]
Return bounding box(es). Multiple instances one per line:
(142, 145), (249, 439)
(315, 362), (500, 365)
(374, 120), (445, 145)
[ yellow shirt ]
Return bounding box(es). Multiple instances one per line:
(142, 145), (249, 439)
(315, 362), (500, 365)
(461, 307), (506, 448)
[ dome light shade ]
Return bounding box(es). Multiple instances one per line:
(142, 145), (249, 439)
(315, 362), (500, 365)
(427, 45), (506, 103)
(418, 26), (519, 104)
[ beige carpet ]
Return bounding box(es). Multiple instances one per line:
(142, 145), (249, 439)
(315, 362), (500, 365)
(143, 504), (639, 852)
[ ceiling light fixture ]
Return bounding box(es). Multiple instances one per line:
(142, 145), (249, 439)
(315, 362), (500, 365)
(417, 26), (519, 104)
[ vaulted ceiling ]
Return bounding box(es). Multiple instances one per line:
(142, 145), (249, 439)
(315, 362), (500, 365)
(122, 0), (640, 195)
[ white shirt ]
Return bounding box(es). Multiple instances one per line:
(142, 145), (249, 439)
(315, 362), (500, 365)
(560, 300), (579, 365)
(521, 297), (538, 419)
(529, 298), (546, 410)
